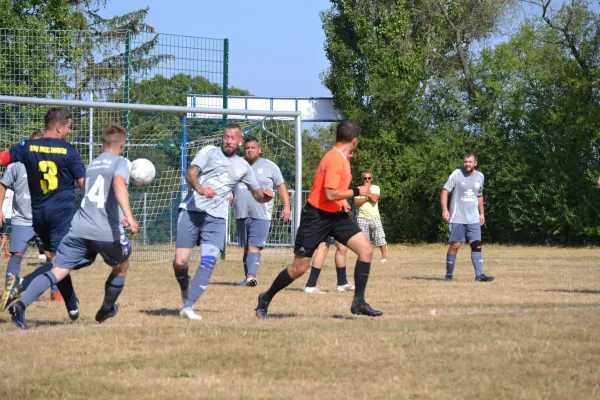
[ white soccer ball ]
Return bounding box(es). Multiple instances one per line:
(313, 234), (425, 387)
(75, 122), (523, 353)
(130, 158), (156, 187)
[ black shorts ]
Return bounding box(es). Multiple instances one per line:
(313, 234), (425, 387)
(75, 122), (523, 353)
(32, 207), (75, 253)
(0, 218), (11, 234)
(294, 203), (362, 258)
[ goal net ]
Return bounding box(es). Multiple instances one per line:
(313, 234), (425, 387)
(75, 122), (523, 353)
(0, 98), (302, 262)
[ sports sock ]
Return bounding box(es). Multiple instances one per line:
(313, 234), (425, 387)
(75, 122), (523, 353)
(305, 266), (321, 287)
(20, 271), (57, 307)
(6, 254), (23, 288)
(183, 244), (218, 308)
(264, 269), (294, 301)
(21, 262), (53, 291)
(101, 274), (126, 311)
(446, 253), (457, 277)
(336, 266), (348, 286)
(174, 264), (190, 291)
(471, 252), (484, 277)
(353, 260), (371, 301)
(246, 252), (261, 277)
(57, 274), (78, 312)
(243, 253), (248, 276)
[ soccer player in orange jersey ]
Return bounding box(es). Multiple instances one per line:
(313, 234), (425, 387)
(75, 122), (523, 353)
(255, 121), (382, 318)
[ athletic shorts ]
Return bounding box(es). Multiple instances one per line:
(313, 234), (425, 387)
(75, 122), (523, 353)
(32, 207), (75, 252)
(0, 218), (11, 234)
(8, 225), (36, 253)
(294, 203), (362, 258)
(55, 234), (132, 270)
(449, 223), (481, 242)
(357, 217), (387, 246)
(236, 218), (270, 248)
(175, 209), (226, 251)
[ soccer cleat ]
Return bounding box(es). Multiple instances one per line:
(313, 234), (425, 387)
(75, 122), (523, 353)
(238, 276), (258, 287)
(351, 299), (383, 317)
(381, 258), (388, 263)
(95, 304), (119, 324)
(336, 282), (355, 292)
(255, 292), (270, 319)
(50, 291), (64, 302)
(8, 301), (27, 329)
(38, 254), (47, 261)
(68, 298), (80, 321)
(179, 306), (202, 320)
(1, 275), (22, 311)
(445, 274), (453, 281)
(304, 286), (326, 294)
(475, 274), (494, 282)
(180, 275), (191, 304)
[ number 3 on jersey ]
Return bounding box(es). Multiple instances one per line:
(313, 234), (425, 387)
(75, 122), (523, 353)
(38, 161), (58, 194)
(81, 176), (105, 208)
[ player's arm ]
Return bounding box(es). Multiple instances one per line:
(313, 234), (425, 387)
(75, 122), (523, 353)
(325, 186), (369, 201)
(354, 196), (369, 207)
(185, 165), (215, 198)
(76, 177), (84, 189)
(0, 184), (6, 223)
(0, 143), (26, 166)
(113, 175), (139, 234)
(441, 189), (450, 222)
(276, 183), (291, 222)
(478, 195), (485, 226)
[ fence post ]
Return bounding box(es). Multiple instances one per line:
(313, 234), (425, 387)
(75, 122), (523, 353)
(123, 30), (132, 157)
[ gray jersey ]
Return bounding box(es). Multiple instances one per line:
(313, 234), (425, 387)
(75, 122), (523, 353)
(180, 145), (259, 219)
(0, 163), (33, 226)
(233, 157), (284, 221)
(443, 169), (484, 224)
(69, 152), (131, 242)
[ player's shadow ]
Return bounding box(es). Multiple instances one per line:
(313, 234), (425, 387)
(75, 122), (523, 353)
(405, 276), (448, 282)
(544, 289), (600, 295)
(332, 315), (356, 320)
(139, 308), (179, 317)
(210, 281), (240, 287)
(265, 313), (297, 319)
(284, 287), (305, 292)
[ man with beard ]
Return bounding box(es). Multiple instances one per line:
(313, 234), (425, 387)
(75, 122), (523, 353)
(173, 124), (273, 320)
(441, 152), (494, 282)
(231, 137), (290, 287)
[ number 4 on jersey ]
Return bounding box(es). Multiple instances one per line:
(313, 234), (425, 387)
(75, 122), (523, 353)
(82, 176), (105, 208)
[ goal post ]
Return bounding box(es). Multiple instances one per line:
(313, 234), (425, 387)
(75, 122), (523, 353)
(0, 95), (302, 262)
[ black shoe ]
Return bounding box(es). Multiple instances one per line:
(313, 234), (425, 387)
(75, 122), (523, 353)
(475, 274), (494, 282)
(1, 275), (22, 311)
(255, 292), (270, 319)
(95, 304), (119, 324)
(351, 299), (383, 317)
(8, 301), (27, 329)
(445, 274), (453, 281)
(68, 298), (80, 321)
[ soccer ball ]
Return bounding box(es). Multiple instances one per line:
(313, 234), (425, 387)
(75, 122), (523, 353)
(130, 158), (156, 186)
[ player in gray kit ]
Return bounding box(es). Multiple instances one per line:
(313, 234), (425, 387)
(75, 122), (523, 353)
(232, 137), (290, 287)
(0, 131), (61, 300)
(441, 152), (494, 282)
(174, 124), (272, 320)
(4, 124), (139, 329)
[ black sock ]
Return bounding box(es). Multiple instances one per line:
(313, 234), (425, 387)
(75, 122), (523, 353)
(305, 267), (321, 287)
(353, 260), (371, 301)
(264, 269), (294, 301)
(57, 275), (78, 311)
(336, 266), (347, 286)
(174, 265), (190, 290)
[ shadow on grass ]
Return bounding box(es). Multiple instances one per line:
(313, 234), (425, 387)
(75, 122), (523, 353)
(266, 313), (297, 319)
(545, 289), (600, 295)
(210, 281), (240, 287)
(332, 314), (356, 320)
(139, 308), (180, 317)
(405, 276), (448, 282)
(283, 287), (305, 292)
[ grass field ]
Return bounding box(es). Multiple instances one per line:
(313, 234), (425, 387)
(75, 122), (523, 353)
(1, 244), (599, 399)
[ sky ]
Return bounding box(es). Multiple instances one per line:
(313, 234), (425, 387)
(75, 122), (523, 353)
(103, 0), (333, 98)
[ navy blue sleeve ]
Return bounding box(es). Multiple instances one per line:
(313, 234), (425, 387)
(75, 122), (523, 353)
(9, 143), (25, 163)
(68, 146), (86, 180)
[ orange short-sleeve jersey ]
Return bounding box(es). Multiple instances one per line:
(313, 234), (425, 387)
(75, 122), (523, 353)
(307, 148), (352, 212)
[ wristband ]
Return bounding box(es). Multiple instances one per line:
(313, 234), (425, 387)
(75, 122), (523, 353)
(352, 187), (360, 197)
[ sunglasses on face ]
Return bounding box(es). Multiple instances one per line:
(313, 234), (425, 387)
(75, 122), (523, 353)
(363, 177), (372, 181)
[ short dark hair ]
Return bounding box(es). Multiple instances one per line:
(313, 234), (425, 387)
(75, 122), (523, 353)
(30, 131), (43, 139)
(244, 137), (260, 146)
(103, 123), (127, 147)
(336, 120), (360, 143)
(224, 123), (241, 132)
(464, 152), (478, 162)
(44, 108), (72, 131)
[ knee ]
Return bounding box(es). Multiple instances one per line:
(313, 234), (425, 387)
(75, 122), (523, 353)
(358, 244), (373, 260)
(470, 240), (482, 252)
(173, 257), (188, 270)
(289, 260), (310, 278)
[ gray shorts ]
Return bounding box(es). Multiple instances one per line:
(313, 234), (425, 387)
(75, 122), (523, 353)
(176, 209), (226, 251)
(357, 217), (387, 246)
(55, 234), (132, 270)
(9, 225), (36, 253)
(449, 223), (481, 242)
(236, 218), (270, 248)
